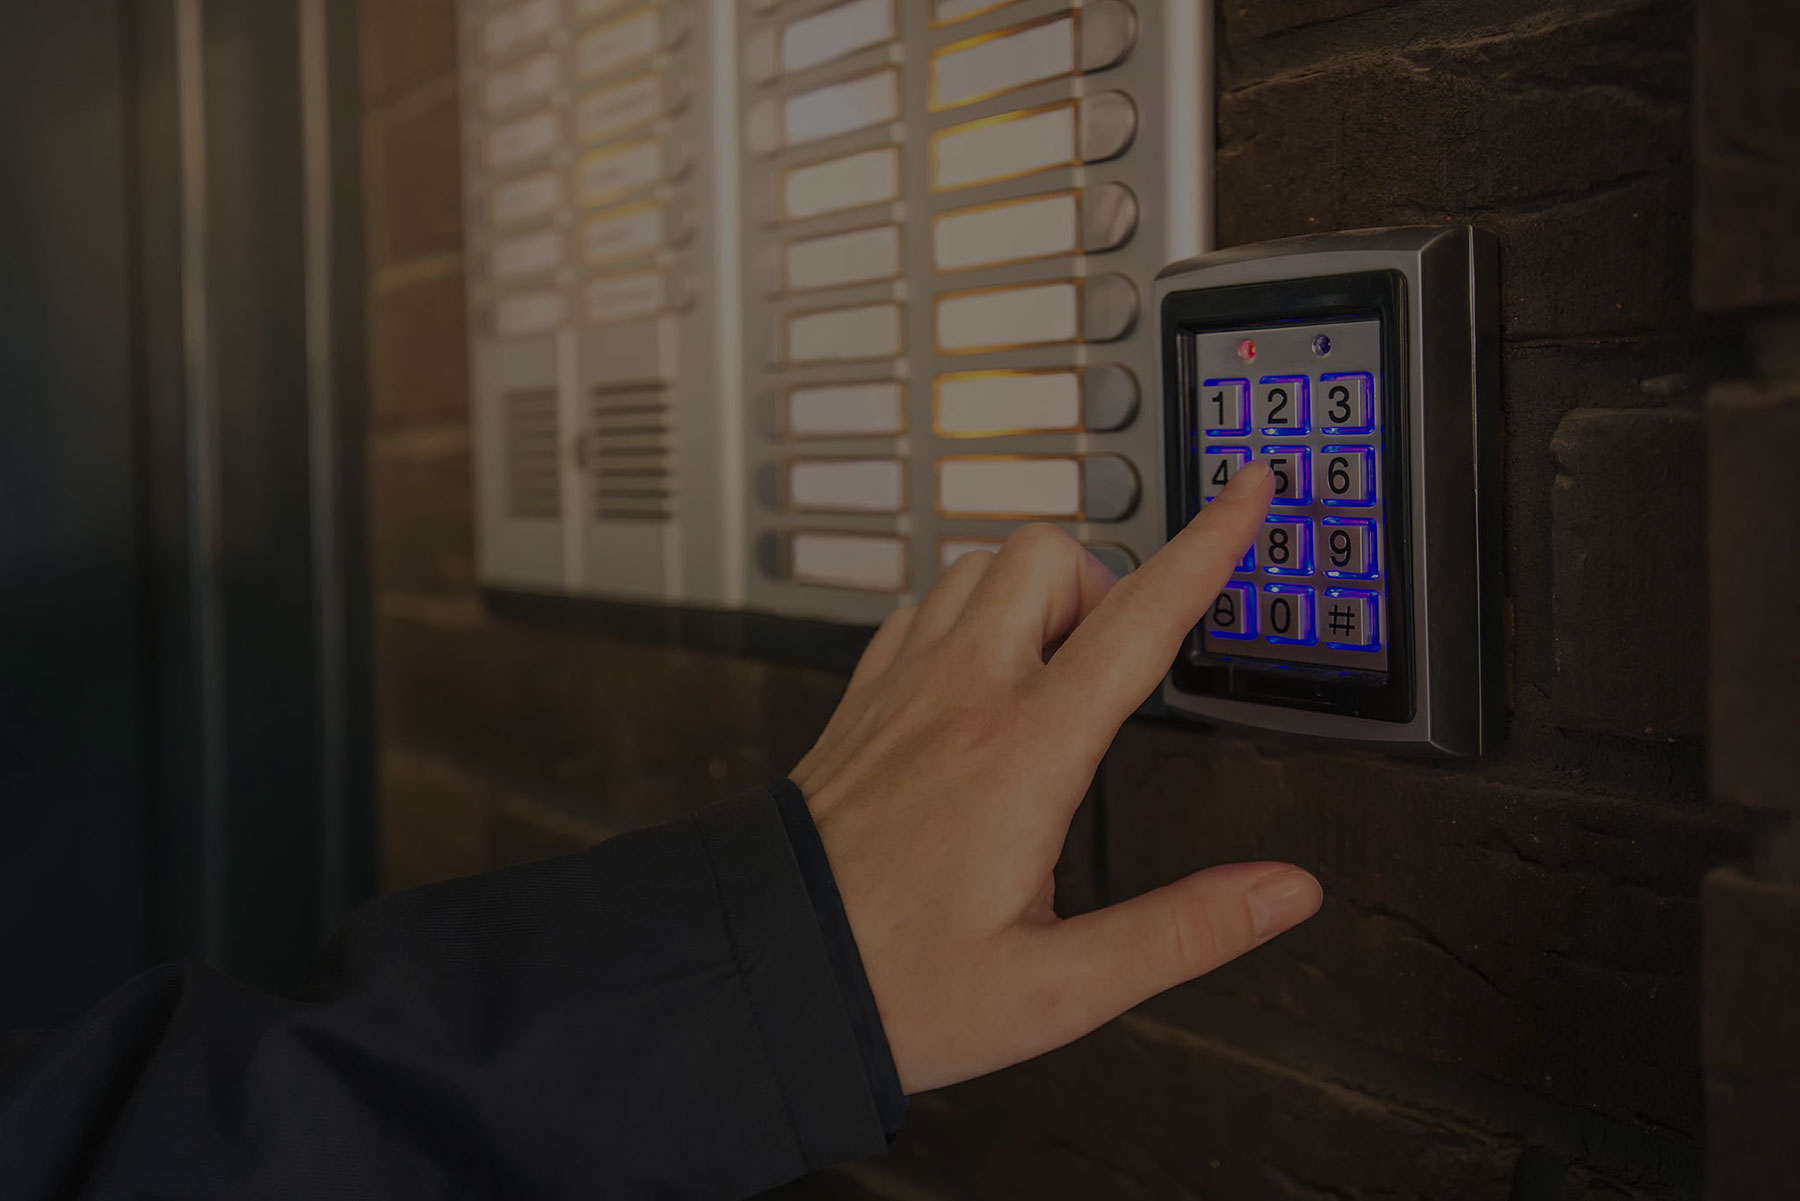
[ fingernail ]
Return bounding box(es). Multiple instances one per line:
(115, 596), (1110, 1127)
(1246, 868), (1323, 941)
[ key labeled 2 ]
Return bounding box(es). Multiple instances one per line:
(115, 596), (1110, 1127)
(1255, 376), (1308, 436)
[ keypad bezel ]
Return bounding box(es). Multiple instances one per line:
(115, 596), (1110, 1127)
(1162, 270), (1416, 723)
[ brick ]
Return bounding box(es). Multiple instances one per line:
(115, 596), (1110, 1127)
(1099, 720), (1754, 1134)
(378, 748), (496, 891)
(1708, 381), (1800, 811)
(365, 83), (465, 269)
(1695, 0), (1800, 311)
(1704, 867), (1800, 1201)
(1492, 344), (1732, 795)
(368, 264), (472, 433)
(359, 0), (460, 108)
(375, 609), (847, 832)
(368, 428), (476, 601)
(855, 1015), (1529, 1201)
(1550, 406), (1705, 739)
(1216, 0), (1692, 338)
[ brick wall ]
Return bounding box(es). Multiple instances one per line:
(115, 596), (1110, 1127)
(359, 1), (1773, 1196)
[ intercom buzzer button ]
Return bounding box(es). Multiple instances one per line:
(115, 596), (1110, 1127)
(1318, 372), (1374, 434)
(1200, 378), (1251, 436)
(1255, 376), (1309, 436)
(1206, 580), (1257, 640)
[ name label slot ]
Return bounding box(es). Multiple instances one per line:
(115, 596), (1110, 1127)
(787, 302), (904, 362)
(933, 190), (1077, 272)
(935, 369), (1081, 435)
(787, 458), (906, 512)
(574, 138), (667, 206)
(485, 50), (561, 113)
(936, 281), (1078, 353)
(783, 0), (895, 75)
(581, 203), (668, 265)
(784, 69), (900, 147)
(491, 170), (562, 226)
(930, 102), (1076, 191)
(930, 15), (1075, 111)
(575, 73), (667, 144)
(576, 7), (663, 81)
(786, 380), (905, 437)
(785, 224), (902, 292)
(783, 147), (901, 220)
(487, 110), (561, 170)
(937, 456), (1080, 518)
(791, 531), (907, 592)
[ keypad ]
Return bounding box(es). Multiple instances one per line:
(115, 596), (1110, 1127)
(1197, 318), (1387, 670)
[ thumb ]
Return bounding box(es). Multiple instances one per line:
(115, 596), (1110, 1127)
(1028, 862), (1322, 1038)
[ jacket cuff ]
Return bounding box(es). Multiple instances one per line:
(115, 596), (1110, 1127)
(769, 778), (908, 1139)
(692, 786), (891, 1169)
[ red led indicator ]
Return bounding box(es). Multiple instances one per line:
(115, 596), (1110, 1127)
(1236, 338), (1257, 363)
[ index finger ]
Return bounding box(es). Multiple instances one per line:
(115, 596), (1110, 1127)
(1033, 460), (1273, 740)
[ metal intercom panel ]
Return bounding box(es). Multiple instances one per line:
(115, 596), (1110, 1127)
(1155, 227), (1501, 756)
(456, 0), (1212, 629)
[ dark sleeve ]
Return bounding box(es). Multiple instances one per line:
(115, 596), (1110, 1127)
(0, 783), (898, 1201)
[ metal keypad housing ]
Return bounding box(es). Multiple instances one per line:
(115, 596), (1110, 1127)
(1194, 318), (1390, 671)
(1155, 226), (1500, 757)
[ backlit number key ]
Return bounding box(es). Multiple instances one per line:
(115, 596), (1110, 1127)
(1318, 445), (1375, 505)
(1321, 517), (1377, 578)
(1260, 447), (1310, 506)
(1260, 584), (1315, 645)
(1201, 446), (1250, 501)
(1319, 372), (1374, 434)
(1255, 376), (1308, 436)
(1200, 379), (1251, 435)
(1258, 516), (1311, 576)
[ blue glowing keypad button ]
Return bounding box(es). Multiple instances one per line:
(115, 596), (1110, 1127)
(1321, 517), (1378, 578)
(1207, 581), (1256, 639)
(1255, 376), (1309, 436)
(1259, 516), (1312, 576)
(1200, 446), (1251, 501)
(1200, 379), (1251, 436)
(1318, 445), (1376, 506)
(1260, 446), (1310, 506)
(1260, 584), (1316, 645)
(1318, 372), (1375, 434)
(1323, 588), (1380, 650)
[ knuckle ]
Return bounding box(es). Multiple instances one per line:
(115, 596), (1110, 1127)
(1007, 522), (1078, 558)
(1168, 903), (1227, 974)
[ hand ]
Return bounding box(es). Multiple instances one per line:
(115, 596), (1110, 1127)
(790, 460), (1322, 1094)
